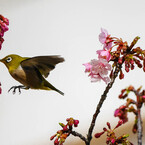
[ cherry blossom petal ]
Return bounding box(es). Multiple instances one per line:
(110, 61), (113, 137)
(97, 50), (111, 61)
(83, 63), (92, 72)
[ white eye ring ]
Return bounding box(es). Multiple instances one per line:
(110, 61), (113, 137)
(6, 57), (12, 63)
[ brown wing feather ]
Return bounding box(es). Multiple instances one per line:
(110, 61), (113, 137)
(21, 56), (64, 78)
(15, 64), (43, 88)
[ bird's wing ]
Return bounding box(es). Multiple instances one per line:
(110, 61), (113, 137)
(21, 56), (64, 78)
(20, 63), (43, 88)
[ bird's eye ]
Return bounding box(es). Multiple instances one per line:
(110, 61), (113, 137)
(6, 57), (12, 63)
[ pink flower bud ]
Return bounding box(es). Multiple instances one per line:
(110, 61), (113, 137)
(132, 123), (137, 133)
(138, 63), (142, 68)
(66, 118), (70, 122)
(54, 138), (59, 145)
(114, 109), (120, 117)
(103, 127), (107, 132)
(67, 118), (74, 126)
(63, 125), (68, 131)
(50, 134), (56, 140)
(138, 55), (143, 60)
(118, 58), (123, 64)
(130, 59), (134, 65)
(107, 122), (111, 129)
(128, 85), (134, 91)
(125, 66), (129, 72)
(131, 64), (134, 70)
(74, 120), (79, 127)
(115, 120), (123, 129)
(111, 138), (116, 144)
(119, 70), (124, 79)
(143, 67), (145, 72)
(94, 131), (105, 138)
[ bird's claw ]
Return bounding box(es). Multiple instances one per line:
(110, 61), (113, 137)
(8, 85), (26, 94)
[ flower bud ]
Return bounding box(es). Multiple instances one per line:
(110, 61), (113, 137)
(63, 125), (68, 131)
(125, 65), (129, 72)
(143, 67), (145, 72)
(118, 58), (123, 64)
(103, 127), (107, 132)
(74, 120), (79, 127)
(128, 85), (134, 91)
(119, 70), (124, 79)
(50, 134), (56, 140)
(111, 138), (116, 144)
(131, 64), (134, 70)
(107, 122), (111, 129)
(115, 120), (123, 129)
(132, 123), (137, 133)
(59, 123), (65, 127)
(130, 59), (134, 65)
(54, 138), (59, 145)
(94, 131), (105, 138)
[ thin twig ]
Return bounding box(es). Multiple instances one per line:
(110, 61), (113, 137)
(87, 63), (122, 144)
(70, 63), (122, 145)
(70, 131), (88, 144)
(137, 108), (142, 145)
(134, 90), (143, 145)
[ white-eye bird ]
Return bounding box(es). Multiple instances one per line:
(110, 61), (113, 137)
(0, 54), (64, 95)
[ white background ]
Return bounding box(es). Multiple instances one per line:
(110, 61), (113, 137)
(0, 0), (145, 144)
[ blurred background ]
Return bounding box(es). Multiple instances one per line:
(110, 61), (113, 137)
(0, 0), (145, 144)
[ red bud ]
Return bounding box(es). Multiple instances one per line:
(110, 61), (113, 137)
(94, 131), (105, 138)
(74, 120), (79, 127)
(107, 122), (111, 129)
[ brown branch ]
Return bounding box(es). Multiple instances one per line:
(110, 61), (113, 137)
(137, 108), (143, 145)
(133, 89), (143, 145)
(70, 131), (88, 144)
(86, 63), (122, 145)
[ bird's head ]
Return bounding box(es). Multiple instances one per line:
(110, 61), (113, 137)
(0, 54), (24, 71)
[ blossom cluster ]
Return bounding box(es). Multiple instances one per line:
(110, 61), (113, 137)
(0, 14), (9, 94)
(83, 28), (112, 84)
(0, 14), (9, 50)
(114, 85), (145, 133)
(84, 28), (145, 83)
(83, 58), (111, 84)
(50, 118), (79, 145)
(94, 120), (133, 145)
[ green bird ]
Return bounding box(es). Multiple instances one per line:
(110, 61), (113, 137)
(0, 54), (65, 95)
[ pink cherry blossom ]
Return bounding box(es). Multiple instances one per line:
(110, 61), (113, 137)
(83, 63), (92, 72)
(99, 28), (112, 50)
(84, 58), (111, 84)
(90, 58), (111, 77)
(0, 15), (9, 50)
(99, 28), (108, 44)
(96, 49), (111, 61)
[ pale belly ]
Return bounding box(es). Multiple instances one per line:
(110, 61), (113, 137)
(10, 65), (28, 86)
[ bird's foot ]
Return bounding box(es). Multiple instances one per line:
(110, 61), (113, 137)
(8, 85), (28, 94)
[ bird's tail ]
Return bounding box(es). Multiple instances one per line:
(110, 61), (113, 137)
(44, 80), (64, 96)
